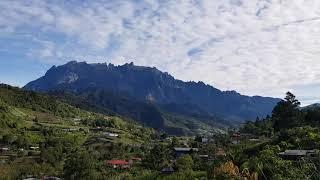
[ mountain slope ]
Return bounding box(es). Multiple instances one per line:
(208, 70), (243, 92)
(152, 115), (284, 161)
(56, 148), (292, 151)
(24, 61), (280, 129)
(47, 88), (227, 135)
(0, 83), (153, 144)
(302, 103), (320, 110)
(0, 84), (156, 178)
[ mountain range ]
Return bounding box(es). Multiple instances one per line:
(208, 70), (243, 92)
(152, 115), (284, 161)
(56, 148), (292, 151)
(24, 61), (280, 135)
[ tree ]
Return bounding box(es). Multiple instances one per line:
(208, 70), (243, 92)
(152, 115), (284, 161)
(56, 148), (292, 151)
(272, 92), (301, 131)
(210, 161), (239, 179)
(244, 146), (311, 179)
(194, 135), (203, 143)
(284, 92), (301, 107)
(170, 136), (179, 147)
(41, 145), (63, 167)
(63, 149), (100, 180)
(160, 132), (168, 140)
(176, 154), (194, 171)
(143, 144), (171, 170)
(2, 133), (17, 145)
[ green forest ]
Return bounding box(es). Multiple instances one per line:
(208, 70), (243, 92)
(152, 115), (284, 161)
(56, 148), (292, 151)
(1, 85), (320, 179)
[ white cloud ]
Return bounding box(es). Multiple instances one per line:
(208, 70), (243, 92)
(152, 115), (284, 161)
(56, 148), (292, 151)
(1, 0), (320, 104)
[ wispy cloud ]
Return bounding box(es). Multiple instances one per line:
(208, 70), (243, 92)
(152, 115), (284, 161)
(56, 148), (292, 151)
(1, 0), (320, 104)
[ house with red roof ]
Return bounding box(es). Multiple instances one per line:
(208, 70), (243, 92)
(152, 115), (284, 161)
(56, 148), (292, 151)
(106, 160), (130, 169)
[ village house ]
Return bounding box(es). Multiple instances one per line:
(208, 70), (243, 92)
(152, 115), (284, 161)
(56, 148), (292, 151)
(161, 166), (175, 174)
(41, 176), (61, 180)
(198, 154), (209, 160)
(0, 147), (10, 152)
(231, 138), (240, 145)
(214, 148), (227, 157)
(130, 157), (142, 162)
(128, 157), (142, 165)
(231, 133), (241, 144)
(248, 138), (261, 142)
(132, 144), (142, 148)
(23, 175), (39, 180)
(231, 133), (258, 144)
(29, 146), (39, 150)
(23, 178), (37, 180)
(174, 147), (198, 158)
(62, 128), (77, 132)
(90, 127), (104, 132)
(106, 160), (130, 169)
(278, 150), (318, 160)
(103, 132), (119, 137)
(201, 137), (209, 143)
(72, 118), (81, 125)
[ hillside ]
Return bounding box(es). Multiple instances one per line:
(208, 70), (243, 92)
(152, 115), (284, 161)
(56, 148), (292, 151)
(2, 86), (320, 179)
(232, 92), (320, 179)
(24, 61), (280, 133)
(0, 83), (153, 143)
(0, 84), (154, 178)
(48, 88), (228, 135)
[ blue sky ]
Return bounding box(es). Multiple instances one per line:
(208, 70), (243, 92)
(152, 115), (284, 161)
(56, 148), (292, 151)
(1, 0), (320, 105)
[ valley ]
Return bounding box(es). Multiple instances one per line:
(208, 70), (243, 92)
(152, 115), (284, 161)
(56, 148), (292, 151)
(24, 61), (280, 136)
(1, 72), (320, 179)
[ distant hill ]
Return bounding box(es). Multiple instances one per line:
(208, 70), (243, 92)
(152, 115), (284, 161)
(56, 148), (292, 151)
(24, 61), (280, 134)
(302, 103), (320, 110)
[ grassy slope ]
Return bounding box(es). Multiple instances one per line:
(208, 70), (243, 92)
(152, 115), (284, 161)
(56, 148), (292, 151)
(0, 84), (155, 178)
(0, 84), (153, 145)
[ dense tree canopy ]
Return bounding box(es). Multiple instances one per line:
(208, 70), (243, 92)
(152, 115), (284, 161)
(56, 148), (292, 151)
(63, 149), (101, 180)
(272, 92), (302, 131)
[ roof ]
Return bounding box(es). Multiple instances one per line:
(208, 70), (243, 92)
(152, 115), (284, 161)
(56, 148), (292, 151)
(232, 133), (241, 137)
(161, 167), (175, 172)
(199, 155), (209, 158)
(107, 160), (129, 165)
(215, 148), (227, 156)
(174, 148), (198, 152)
(43, 176), (61, 180)
(279, 150), (317, 156)
(104, 132), (119, 136)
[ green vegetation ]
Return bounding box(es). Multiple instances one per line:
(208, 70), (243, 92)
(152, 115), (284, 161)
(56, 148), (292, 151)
(0, 84), (154, 179)
(235, 92), (320, 179)
(176, 155), (194, 171)
(50, 89), (228, 136)
(2, 84), (320, 179)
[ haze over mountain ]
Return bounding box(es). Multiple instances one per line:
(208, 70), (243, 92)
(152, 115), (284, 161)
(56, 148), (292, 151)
(25, 61), (280, 133)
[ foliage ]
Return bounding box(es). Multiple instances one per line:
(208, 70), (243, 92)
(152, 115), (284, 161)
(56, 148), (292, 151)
(211, 161), (240, 178)
(3, 85), (320, 179)
(243, 146), (313, 179)
(0, 84), (156, 179)
(276, 126), (320, 149)
(143, 144), (172, 170)
(240, 116), (273, 137)
(176, 154), (194, 171)
(272, 92), (302, 131)
(63, 148), (101, 180)
(0, 84), (87, 118)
